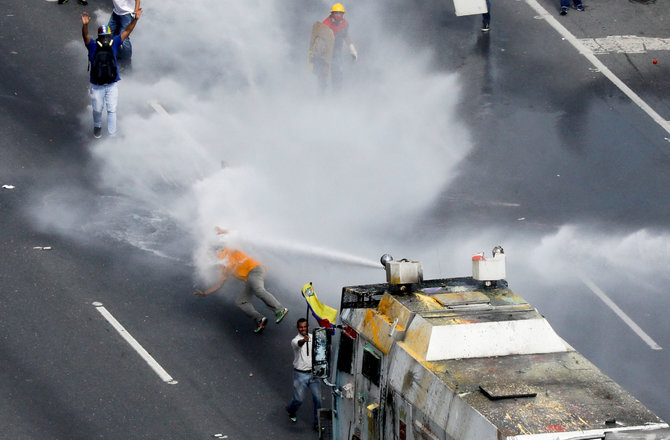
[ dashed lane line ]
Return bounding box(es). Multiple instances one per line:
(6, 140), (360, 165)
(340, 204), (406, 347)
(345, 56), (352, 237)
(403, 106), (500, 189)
(577, 276), (662, 350)
(93, 302), (178, 384)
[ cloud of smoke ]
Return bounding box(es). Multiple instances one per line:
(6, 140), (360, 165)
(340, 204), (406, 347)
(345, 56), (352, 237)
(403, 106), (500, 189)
(30, 0), (472, 300)
(30, 0), (670, 309)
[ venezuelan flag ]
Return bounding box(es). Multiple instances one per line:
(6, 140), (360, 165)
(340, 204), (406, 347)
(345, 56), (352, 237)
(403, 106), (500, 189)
(301, 282), (338, 328)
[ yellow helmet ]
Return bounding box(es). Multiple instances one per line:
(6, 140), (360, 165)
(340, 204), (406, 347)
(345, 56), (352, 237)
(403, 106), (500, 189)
(331, 3), (346, 13)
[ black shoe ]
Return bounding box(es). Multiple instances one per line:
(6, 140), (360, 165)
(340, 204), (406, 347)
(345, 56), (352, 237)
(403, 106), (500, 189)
(481, 23), (490, 32)
(560, 8), (567, 15)
(286, 407), (297, 422)
(93, 127), (102, 138)
(58, 0), (68, 4)
(78, 0), (88, 5)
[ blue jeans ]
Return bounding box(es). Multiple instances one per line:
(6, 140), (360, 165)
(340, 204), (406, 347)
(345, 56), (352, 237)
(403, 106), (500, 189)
(482, 0), (491, 26)
(90, 82), (118, 135)
(108, 12), (133, 60)
(560, 0), (582, 10)
(287, 370), (322, 425)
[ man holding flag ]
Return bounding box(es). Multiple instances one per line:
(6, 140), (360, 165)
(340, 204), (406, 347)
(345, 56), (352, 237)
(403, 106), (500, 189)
(285, 282), (338, 430)
(286, 318), (322, 430)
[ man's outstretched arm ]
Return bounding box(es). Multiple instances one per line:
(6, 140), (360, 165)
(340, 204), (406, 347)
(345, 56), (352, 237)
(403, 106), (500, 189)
(81, 12), (91, 45)
(120, 8), (143, 41)
(194, 270), (229, 296)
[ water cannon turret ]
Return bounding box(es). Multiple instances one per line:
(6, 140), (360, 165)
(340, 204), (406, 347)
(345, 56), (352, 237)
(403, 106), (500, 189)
(472, 245), (506, 286)
(380, 254), (423, 285)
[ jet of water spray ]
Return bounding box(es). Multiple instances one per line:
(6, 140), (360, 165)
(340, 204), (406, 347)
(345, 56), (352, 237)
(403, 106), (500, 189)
(213, 229), (380, 268)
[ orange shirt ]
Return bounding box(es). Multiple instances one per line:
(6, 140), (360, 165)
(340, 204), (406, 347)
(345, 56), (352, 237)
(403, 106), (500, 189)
(217, 248), (262, 282)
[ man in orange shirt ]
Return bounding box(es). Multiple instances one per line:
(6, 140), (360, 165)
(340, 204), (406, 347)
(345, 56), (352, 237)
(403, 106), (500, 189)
(195, 230), (288, 333)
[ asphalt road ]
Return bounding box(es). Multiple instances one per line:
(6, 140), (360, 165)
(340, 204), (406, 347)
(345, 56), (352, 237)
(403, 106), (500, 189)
(1, 0), (669, 439)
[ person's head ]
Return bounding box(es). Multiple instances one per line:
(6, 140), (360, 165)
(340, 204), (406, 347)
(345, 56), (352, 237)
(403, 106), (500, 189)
(211, 228), (231, 255)
(214, 226), (240, 250)
(330, 3), (346, 21)
(297, 318), (309, 336)
(97, 25), (112, 43)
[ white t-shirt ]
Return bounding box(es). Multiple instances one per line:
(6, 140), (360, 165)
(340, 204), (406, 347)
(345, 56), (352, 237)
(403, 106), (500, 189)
(113, 0), (137, 15)
(291, 333), (313, 371)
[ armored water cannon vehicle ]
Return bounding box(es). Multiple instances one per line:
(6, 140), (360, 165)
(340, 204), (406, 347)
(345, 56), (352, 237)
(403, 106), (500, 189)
(313, 248), (670, 440)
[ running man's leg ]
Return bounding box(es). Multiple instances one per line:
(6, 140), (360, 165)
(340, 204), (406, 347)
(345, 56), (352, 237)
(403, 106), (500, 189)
(235, 283), (264, 321)
(247, 266), (283, 312)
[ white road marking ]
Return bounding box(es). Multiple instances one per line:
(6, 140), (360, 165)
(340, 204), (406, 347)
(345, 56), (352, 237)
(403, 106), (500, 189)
(148, 100), (169, 117)
(92, 302), (178, 384)
(579, 36), (670, 54)
(524, 0), (670, 136)
(442, 196), (520, 207)
(578, 276), (662, 350)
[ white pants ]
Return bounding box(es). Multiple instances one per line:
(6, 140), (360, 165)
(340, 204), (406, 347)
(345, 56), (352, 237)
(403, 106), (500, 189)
(90, 82), (119, 135)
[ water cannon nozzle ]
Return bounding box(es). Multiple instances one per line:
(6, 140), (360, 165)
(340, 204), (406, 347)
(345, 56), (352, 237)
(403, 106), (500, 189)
(380, 254), (393, 268)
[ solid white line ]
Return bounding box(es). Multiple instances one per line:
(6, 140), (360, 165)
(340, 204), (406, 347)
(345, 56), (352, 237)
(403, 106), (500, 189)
(524, 0), (670, 135)
(93, 302), (179, 384)
(577, 276), (662, 350)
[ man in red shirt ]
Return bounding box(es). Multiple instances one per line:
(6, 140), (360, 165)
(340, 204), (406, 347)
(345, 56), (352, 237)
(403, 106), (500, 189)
(321, 3), (357, 90)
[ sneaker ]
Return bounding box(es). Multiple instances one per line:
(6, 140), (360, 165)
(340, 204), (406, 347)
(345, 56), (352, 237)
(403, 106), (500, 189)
(254, 316), (268, 333)
(286, 407), (297, 423)
(275, 307), (288, 324)
(58, 0), (68, 4)
(77, 0), (88, 5)
(560, 8), (568, 15)
(93, 127), (102, 138)
(576, 4), (584, 11)
(481, 23), (490, 32)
